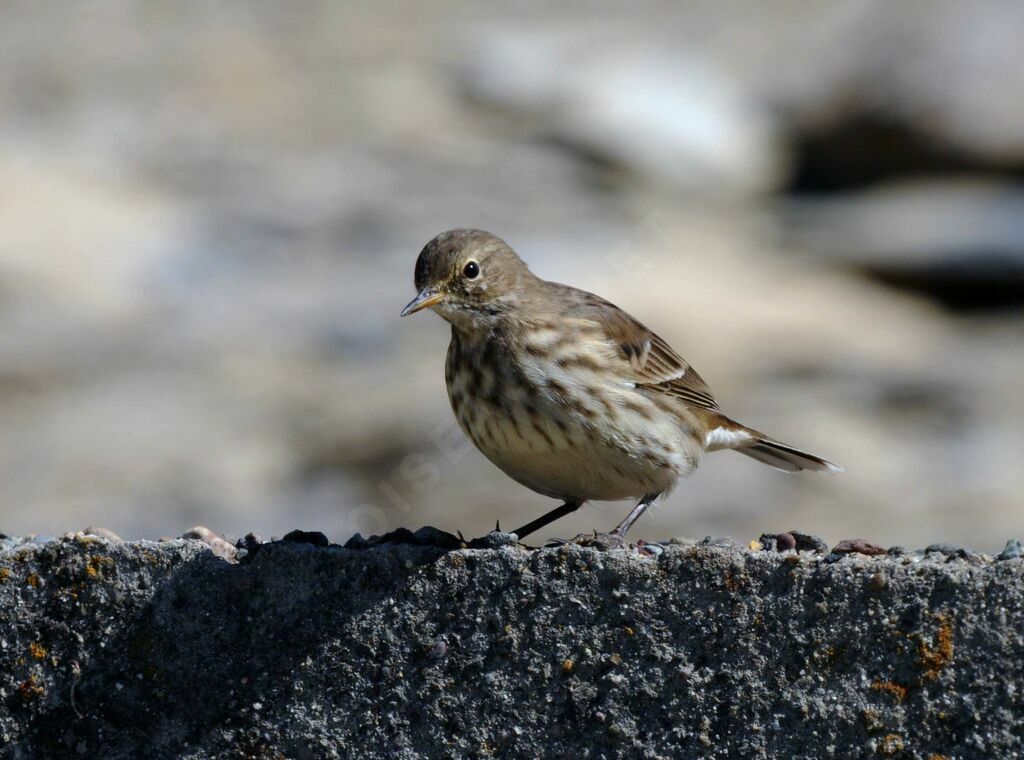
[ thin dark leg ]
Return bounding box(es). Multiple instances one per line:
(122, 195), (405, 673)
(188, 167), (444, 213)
(511, 500), (584, 540)
(612, 494), (659, 537)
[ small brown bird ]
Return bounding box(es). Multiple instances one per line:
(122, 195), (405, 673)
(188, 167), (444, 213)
(402, 229), (841, 542)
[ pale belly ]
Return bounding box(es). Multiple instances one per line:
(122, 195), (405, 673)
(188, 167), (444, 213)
(446, 337), (703, 502)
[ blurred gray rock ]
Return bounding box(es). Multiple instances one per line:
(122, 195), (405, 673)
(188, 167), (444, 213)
(461, 29), (783, 196)
(784, 182), (1024, 310)
(0, 0), (1022, 555)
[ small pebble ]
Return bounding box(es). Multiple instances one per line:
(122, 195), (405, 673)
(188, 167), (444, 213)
(343, 533), (369, 549)
(282, 530), (330, 547)
(699, 536), (744, 550)
(468, 531), (518, 549)
(83, 527), (124, 543)
(412, 526), (463, 549)
(365, 527), (416, 547)
(776, 533), (797, 551)
(235, 533), (263, 563)
(997, 539), (1022, 560)
(925, 542), (975, 559)
(832, 539), (886, 556)
(788, 531), (829, 553)
(868, 572), (889, 591)
(759, 531), (827, 553)
(181, 527), (238, 562)
(636, 540), (664, 557)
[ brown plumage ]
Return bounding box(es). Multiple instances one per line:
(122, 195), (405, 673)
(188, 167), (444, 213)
(401, 229), (841, 541)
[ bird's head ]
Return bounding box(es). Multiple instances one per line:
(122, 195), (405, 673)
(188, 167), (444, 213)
(401, 229), (533, 330)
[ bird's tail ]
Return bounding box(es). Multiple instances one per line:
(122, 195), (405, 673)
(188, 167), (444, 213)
(706, 418), (843, 474)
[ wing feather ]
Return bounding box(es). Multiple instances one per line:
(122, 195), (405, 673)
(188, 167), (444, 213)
(554, 285), (720, 411)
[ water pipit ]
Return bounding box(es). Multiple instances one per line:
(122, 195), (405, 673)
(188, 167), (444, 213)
(402, 229), (841, 543)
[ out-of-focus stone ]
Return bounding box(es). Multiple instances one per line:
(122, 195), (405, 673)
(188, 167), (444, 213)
(462, 33), (783, 197)
(181, 527), (238, 562)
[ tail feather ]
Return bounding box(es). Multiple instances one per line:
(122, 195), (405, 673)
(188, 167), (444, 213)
(738, 438), (842, 473)
(706, 418), (843, 474)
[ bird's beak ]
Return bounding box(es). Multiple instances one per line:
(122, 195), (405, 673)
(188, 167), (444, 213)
(400, 288), (446, 317)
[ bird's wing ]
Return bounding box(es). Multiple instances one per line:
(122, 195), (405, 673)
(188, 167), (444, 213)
(562, 287), (721, 411)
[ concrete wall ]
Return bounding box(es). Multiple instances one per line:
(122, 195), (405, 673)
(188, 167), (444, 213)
(1, 534), (1022, 758)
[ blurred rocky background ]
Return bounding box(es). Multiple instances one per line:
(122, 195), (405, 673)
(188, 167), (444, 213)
(0, 0), (1021, 550)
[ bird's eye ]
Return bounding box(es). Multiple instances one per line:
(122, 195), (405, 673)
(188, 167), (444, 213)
(463, 260), (480, 280)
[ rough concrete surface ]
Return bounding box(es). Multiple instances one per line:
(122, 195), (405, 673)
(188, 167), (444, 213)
(1, 532), (1022, 759)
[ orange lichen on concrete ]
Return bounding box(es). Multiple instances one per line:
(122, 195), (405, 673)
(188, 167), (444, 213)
(29, 642), (48, 661)
(871, 679), (908, 702)
(918, 614), (954, 681)
(0, 567), (10, 582)
(861, 708), (884, 732)
(17, 674), (45, 702)
(86, 555), (115, 579)
(879, 734), (904, 755)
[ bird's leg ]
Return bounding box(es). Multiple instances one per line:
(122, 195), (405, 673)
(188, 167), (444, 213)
(511, 500), (584, 541)
(546, 494), (662, 549)
(611, 493), (659, 538)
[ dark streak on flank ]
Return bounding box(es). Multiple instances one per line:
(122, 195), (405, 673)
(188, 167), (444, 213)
(556, 354), (603, 372)
(568, 397), (597, 421)
(531, 420), (555, 448)
(508, 409), (526, 444)
(468, 360), (483, 391)
(545, 378), (568, 401)
(624, 399), (654, 422)
(590, 387), (617, 416)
